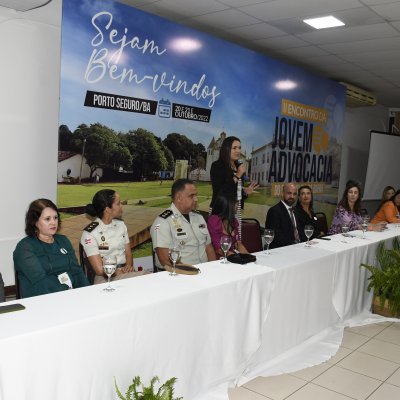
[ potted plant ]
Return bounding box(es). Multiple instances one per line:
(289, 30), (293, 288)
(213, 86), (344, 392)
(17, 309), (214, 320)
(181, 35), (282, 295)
(114, 375), (183, 400)
(360, 237), (400, 317)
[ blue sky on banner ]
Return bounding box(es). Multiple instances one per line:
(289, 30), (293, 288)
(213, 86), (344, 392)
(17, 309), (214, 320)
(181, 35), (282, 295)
(60, 0), (345, 153)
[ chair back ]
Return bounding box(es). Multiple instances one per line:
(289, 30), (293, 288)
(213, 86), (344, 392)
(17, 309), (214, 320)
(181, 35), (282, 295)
(13, 267), (22, 299)
(79, 243), (95, 285)
(196, 209), (209, 223)
(315, 212), (328, 235)
(241, 218), (263, 253)
(152, 248), (164, 273)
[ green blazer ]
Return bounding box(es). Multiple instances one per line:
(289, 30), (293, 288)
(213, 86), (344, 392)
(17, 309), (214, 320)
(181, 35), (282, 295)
(13, 234), (89, 298)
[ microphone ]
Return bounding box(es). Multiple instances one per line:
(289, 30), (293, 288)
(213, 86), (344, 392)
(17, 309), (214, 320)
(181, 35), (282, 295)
(237, 160), (248, 180)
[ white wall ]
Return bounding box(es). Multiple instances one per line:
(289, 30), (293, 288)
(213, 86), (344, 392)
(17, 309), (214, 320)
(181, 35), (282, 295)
(339, 104), (389, 204)
(0, 0), (61, 285)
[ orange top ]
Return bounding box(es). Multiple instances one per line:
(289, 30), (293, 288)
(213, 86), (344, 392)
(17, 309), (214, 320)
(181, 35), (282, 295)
(371, 201), (400, 224)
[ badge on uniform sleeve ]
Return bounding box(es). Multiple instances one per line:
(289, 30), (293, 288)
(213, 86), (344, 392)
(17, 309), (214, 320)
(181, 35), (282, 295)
(154, 224), (160, 231)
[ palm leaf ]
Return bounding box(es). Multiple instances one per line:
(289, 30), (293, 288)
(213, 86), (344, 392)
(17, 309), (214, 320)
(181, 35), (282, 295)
(360, 238), (400, 317)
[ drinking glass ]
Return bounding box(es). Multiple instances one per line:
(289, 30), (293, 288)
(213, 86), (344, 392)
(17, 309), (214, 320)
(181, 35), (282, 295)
(263, 229), (274, 255)
(341, 224), (350, 243)
(103, 255), (117, 292)
(220, 235), (232, 264)
(169, 246), (181, 276)
(304, 225), (314, 247)
(361, 217), (369, 239)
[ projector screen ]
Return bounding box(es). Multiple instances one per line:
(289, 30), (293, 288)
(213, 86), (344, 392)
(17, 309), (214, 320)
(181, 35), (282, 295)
(363, 131), (400, 200)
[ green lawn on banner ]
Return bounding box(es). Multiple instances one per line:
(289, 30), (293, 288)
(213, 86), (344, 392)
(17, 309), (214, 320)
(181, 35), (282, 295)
(58, 180), (335, 224)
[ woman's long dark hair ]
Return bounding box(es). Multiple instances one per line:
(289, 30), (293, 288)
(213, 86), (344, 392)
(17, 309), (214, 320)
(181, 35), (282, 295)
(211, 190), (237, 236)
(296, 185), (314, 213)
(85, 189), (116, 219)
(218, 136), (241, 177)
(339, 180), (362, 214)
(25, 198), (60, 236)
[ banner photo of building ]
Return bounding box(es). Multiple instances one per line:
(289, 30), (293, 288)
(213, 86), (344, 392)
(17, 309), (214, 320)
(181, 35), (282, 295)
(58, 0), (345, 209)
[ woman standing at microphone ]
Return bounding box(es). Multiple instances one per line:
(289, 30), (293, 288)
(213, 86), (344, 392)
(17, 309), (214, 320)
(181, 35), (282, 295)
(210, 136), (258, 210)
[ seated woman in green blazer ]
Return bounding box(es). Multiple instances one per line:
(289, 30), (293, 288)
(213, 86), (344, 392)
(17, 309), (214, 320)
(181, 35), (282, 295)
(13, 199), (89, 298)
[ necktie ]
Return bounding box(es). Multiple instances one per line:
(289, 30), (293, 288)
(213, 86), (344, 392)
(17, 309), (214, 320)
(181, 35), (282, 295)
(289, 207), (300, 243)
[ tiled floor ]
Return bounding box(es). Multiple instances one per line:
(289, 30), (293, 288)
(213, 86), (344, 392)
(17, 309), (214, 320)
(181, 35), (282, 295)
(229, 321), (400, 400)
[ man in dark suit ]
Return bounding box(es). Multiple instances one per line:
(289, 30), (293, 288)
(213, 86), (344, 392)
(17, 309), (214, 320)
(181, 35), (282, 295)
(265, 183), (306, 249)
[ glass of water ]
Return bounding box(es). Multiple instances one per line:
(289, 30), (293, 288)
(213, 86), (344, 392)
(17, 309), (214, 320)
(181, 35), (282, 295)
(361, 217), (369, 239)
(169, 246), (181, 276)
(263, 229), (274, 255)
(103, 255), (117, 292)
(341, 223), (350, 243)
(220, 235), (232, 264)
(304, 225), (314, 247)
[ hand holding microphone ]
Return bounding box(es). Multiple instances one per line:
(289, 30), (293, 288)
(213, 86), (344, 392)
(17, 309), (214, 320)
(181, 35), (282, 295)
(236, 159), (247, 179)
(236, 160), (260, 194)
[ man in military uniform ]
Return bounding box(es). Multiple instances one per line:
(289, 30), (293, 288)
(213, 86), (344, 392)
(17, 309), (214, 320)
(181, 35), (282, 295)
(151, 179), (216, 269)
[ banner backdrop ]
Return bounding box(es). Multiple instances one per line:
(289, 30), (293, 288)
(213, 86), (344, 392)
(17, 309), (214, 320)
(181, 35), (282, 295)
(59, 0), (345, 205)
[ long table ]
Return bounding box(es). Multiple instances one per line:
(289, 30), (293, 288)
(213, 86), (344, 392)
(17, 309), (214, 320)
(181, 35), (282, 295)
(1, 225), (399, 400)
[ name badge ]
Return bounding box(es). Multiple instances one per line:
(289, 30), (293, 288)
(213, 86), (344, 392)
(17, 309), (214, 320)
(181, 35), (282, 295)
(58, 272), (72, 289)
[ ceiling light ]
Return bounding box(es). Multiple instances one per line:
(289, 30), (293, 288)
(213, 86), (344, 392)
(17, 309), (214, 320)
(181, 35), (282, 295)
(303, 16), (345, 30)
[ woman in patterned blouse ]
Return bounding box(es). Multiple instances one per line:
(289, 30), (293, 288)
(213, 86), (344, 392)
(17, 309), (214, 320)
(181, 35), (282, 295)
(329, 180), (385, 234)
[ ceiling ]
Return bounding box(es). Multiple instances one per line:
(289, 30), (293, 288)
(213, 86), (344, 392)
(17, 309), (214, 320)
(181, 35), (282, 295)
(119, 0), (400, 108)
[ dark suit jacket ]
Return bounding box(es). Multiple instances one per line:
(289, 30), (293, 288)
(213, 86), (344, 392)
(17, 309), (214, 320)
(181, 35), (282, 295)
(265, 201), (306, 248)
(295, 204), (321, 239)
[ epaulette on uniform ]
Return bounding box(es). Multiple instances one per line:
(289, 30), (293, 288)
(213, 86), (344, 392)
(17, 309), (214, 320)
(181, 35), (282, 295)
(84, 221), (99, 232)
(159, 209), (173, 219)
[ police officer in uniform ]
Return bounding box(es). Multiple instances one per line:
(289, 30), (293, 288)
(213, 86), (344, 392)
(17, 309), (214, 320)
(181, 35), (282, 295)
(81, 189), (144, 284)
(151, 179), (216, 269)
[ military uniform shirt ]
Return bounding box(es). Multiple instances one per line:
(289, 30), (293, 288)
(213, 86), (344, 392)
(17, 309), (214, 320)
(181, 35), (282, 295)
(81, 218), (129, 265)
(151, 203), (211, 268)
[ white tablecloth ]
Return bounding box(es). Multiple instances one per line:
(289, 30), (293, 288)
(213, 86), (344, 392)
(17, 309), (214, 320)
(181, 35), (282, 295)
(315, 224), (400, 320)
(1, 226), (399, 400)
(239, 225), (400, 382)
(0, 263), (275, 400)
